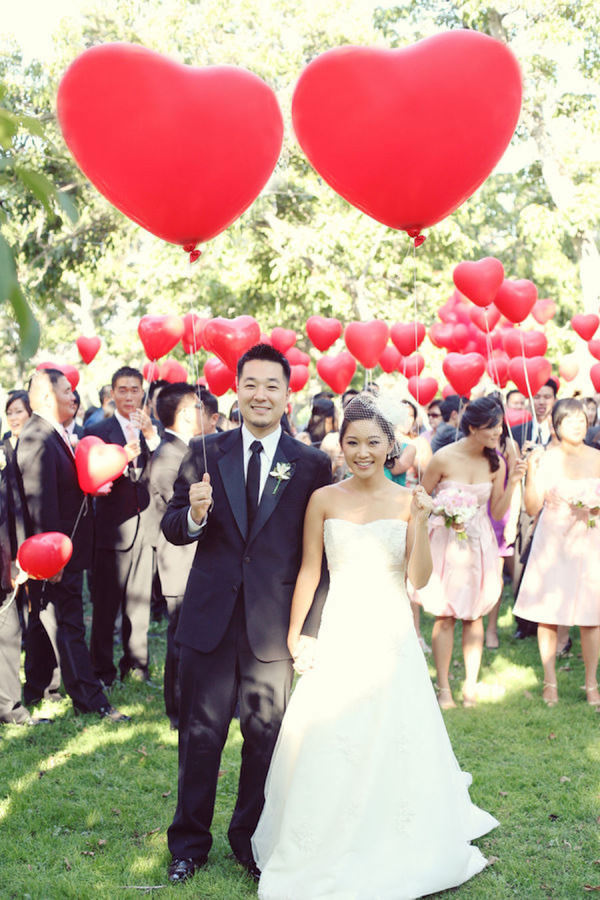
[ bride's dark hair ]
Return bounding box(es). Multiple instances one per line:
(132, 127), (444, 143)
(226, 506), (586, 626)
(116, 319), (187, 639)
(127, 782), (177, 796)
(340, 393), (400, 467)
(459, 397), (502, 473)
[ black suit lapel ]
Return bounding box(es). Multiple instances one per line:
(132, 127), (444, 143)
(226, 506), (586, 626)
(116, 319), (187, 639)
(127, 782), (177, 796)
(217, 430), (247, 539)
(248, 433), (300, 544)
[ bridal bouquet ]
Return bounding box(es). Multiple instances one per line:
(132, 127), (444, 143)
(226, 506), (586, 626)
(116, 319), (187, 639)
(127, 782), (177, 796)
(432, 488), (478, 541)
(564, 481), (600, 528)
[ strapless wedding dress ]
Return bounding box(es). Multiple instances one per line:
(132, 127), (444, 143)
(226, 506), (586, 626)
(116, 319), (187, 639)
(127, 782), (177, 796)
(252, 518), (498, 899)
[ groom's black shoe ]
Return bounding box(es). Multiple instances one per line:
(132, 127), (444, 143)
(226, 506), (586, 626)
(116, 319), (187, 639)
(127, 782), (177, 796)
(231, 851), (261, 882)
(167, 856), (207, 883)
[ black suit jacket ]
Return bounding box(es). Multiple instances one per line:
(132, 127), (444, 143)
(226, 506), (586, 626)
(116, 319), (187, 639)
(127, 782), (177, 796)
(2, 438), (27, 558)
(162, 428), (332, 661)
(16, 414), (93, 572)
(150, 432), (195, 596)
(0, 467), (13, 592)
(84, 415), (155, 551)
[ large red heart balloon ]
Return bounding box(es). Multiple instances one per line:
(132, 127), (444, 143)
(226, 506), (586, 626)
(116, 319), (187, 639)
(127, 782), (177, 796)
(469, 304), (501, 334)
(292, 32), (521, 235)
(442, 352), (485, 396)
(138, 315), (184, 360)
(75, 436), (129, 495)
(588, 339), (600, 361)
(531, 298), (556, 325)
(289, 364), (309, 392)
(285, 347), (311, 367)
(401, 354), (425, 379)
(590, 363), (600, 393)
(494, 279), (538, 324)
(57, 44), (283, 247)
(378, 344), (402, 374)
(503, 329), (548, 359)
(306, 316), (343, 352)
(36, 361), (80, 391)
(571, 314), (599, 341)
(181, 313), (207, 354)
(508, 356), (552, 397)
(76, 335), (101, 365)
(270, 327), (297, 353)
(160, 359), (188, 383)
(316, 352), (356, 394)
(428, 322), (454, 349)
(203, 357), (236, 396)
(453, 257), (504, 308)
(390, 322), (426, 357)
(407, 376), (438, 407)
(17, 532), (73, 580)
(345, 320), (389, 369)
(486, 353), (509, 389)
(203, 316), (261, 372)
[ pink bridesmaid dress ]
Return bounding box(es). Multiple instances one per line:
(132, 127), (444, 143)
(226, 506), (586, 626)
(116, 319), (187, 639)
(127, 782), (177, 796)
(415, 480), (501, 620)
(513, 478), (600, 626)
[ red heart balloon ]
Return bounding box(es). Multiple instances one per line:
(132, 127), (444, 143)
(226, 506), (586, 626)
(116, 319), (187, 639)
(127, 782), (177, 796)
(508, 356), (552, 397)
(285, 347), (310, 367)
(442, 352), (485, 396)
(75, 436), (128, 495)
(143, 361), (160, 382)
(270, 327), (297, 353)
(159, 359), (188, 383)
(292, 32), (521, 234)
(181, 313), (207, 354)
(453, 257), (504, 308)
(468, 304), (501, 334)
(289, 364), (309, 392)
(17, 532), (73, 580)
(588, 339), (600, 361)
(558, 356), (579, 382)
(486, 353), (509, 389)
(571, 314), (599, 341)
(407, 376), (438, 407)
(531, 298), (556, 325)
(401, 353), (425, 379)
(390, 322), (426, 357)
(494, 279), (538, 324)
(138, 315), (184, 361)
(203, 357), (236, 396)
(316, 352), (356, 394)
(344, 320), (390, 369)
(428, 322), (454, 349)
(306, 316), (343, 352)
(503, 329), (548, 359)
(378, 344), (403, 374)
(203, 316), (261, 372)
(76, 335), (101, 365)
(505, 408), (532, 428)
(57, 44), (283, 246)
(36, 361), (80, 391)
(591, 363), (600, 393)
(446, 323), (470, 353)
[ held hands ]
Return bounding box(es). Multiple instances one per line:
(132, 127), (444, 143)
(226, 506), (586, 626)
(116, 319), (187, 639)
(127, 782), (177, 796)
(288, 634), (318, 674)
(410, 485), (433, 524)
(189, 473), (213, 525)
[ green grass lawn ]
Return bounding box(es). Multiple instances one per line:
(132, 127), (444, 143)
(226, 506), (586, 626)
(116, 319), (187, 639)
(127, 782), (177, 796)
(1, 598), (598, 899)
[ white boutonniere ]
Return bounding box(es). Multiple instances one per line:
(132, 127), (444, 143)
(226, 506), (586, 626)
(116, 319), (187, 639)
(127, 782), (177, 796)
(0, 448), (6, 471)
(270, 462), (292, 494)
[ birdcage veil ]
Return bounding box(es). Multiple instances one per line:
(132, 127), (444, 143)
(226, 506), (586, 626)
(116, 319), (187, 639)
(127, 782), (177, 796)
(340, 392), (404, 464)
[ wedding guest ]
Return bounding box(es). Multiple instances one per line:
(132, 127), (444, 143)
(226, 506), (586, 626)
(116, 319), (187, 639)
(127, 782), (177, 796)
(506, 389), (527, 411)
(513, 398), (600, 707)
(341, 388), (359, 409)
(511, 379), (557, 449)
(305, 396), (339, 448)
(229, 401), (241, 427)
(415, 397), (526, 707)
(319, 432), (347, 482)
(430, 395), (467, 454)
(197, 388), (220, 435)
(83, 385), (114, 427)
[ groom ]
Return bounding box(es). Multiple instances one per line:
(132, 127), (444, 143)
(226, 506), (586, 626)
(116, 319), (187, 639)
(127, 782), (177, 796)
(162, 343), (331, 883)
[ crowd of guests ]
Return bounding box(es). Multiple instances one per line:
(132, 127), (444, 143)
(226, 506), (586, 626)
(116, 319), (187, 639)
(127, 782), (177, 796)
(1, 366), (599, 730)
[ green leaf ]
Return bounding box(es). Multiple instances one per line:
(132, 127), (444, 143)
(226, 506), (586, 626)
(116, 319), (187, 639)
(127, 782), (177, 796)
(15, 165), (56, 215)
(16, 114), (46, 139)
(0, 108), (18, 150)
(57, 190), (79, 224)
(0, 233), (40, 358)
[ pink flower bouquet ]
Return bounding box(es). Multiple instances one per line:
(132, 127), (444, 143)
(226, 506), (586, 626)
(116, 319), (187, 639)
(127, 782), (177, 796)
(432, 488), (478, 540)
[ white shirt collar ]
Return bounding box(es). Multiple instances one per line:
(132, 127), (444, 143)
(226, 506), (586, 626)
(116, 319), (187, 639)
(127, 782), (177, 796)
(34, 409), (63, 435)
(165, 428), (189, 446)
(241, 423), (281, 464)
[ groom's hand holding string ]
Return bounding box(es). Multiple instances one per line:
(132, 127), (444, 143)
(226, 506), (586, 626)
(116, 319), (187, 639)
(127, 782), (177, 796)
(189, 473), (213, 525)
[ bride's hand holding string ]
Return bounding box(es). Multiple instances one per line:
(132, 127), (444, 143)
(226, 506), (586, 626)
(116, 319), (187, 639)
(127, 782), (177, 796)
(410, 485), (433, 525)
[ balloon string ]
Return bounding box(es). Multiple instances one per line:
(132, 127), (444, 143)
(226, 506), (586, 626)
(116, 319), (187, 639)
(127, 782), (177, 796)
(519, 329), (539, 442)
(484, 313), (517, 456)
(412, 240), (421, 483)
(70, 496), (88, 542)
(187, 256), (208, 475)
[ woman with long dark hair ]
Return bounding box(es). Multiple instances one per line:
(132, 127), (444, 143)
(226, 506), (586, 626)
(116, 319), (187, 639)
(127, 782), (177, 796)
(415, 397), (526, 708)
(513, 398), (600, 707)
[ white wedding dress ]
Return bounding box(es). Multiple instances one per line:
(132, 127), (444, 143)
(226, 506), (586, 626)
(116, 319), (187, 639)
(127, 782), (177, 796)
(252, 518), (498, 900)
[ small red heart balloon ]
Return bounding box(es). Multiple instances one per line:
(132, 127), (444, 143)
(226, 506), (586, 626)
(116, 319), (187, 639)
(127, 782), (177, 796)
(453, 257), (504, 308)
(446, 323), (470, 353)
(508, 356), (552, 397)
(76, 335), (101, 365)
(494, 279), (538, 324)
(75, 436), (129, 495)
(316, 351), (356, 394)
(558, 356), (579, 382)
(407, 375), (438, 406)
(270, 327), (297, 353)
(590, 363), (600, 393)
(571, 314), (599, 342)
(17, 532), (73, 580)
(401, 353), (425, 379)
(588, 339), (600, 361)
(428, 322), (454, 349)
(181, 313), (207, 354)
(159, 359), (188, 383)
(503, 329), (548, 359)
(378, 344), (403, 374)
(468, 304), (501, 333)
(531, 298), (556, 325)
(203, 316), (261, 372)
(442, 352), (485, 396)
(143, 361), (160, 382)
(138, 315), (184, 361)
(289, 364), (309, 392)
(306, 316), (343, 352)
(390, 322), (426, 357)
(203, 357), (236, 396)
(345, 320), (390, 369)
(57, 44), (283, 247)
(486, 353), (509, 389)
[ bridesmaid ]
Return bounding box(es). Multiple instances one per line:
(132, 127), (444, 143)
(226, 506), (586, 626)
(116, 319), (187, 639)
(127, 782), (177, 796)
(415, 397), (526, 708)
(513, 398), (600, 707)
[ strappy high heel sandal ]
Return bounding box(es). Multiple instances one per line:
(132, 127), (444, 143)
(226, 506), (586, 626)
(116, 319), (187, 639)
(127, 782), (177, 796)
(542, 681), (558, 707)
(582, 684), (600, 708)
(437, 687), (456, 710)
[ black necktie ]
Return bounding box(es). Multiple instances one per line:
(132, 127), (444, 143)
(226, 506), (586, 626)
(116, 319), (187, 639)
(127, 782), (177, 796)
(246, 440), (263, 529)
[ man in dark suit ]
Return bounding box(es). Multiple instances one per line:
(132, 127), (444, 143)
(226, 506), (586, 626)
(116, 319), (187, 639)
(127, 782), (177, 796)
(16, 369), (127, 720)
(85, 366), (160, 686)
(149, 383), (203, 728)
(162, 344), (331, 883)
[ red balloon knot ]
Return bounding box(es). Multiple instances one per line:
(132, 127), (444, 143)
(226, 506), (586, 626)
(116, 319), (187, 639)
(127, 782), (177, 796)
(183, 242), (198, 253)
(189, 249), (202, 263)
(413, 234), (426, 248)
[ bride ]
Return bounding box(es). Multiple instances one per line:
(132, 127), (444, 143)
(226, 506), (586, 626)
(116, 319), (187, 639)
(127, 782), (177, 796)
(252, 394), (498, 900)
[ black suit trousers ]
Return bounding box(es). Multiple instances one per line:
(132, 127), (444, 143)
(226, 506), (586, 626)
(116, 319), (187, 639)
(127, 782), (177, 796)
(167, 597), (293, 860)
(164, 594), (183, 728)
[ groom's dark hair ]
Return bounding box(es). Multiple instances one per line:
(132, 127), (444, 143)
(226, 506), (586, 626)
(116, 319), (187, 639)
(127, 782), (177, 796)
(237, 343), (291, 385)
